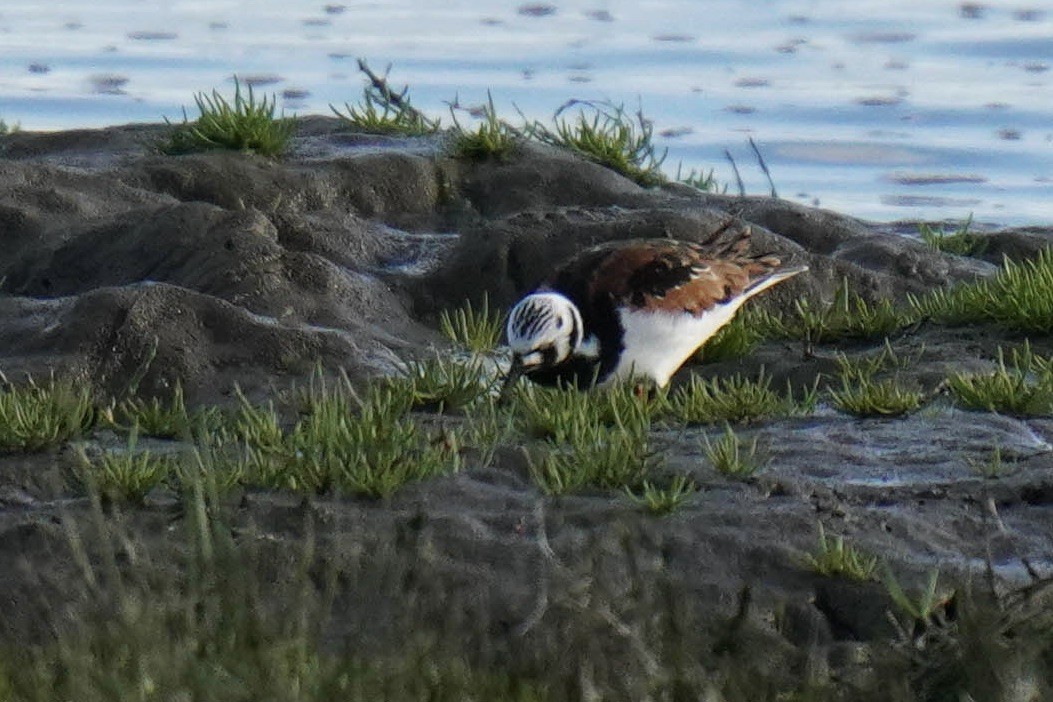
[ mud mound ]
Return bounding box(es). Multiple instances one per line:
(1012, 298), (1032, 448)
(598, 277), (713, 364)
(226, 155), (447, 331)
(1, 119), (1052, 697)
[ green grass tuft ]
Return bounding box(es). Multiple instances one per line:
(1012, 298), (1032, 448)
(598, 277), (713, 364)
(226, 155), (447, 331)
(696, 308), (768, 363)
(946, 346), (1053, 416)
(829, 374), (926, 418)
(529, 422), (655, 495)
(0, 377), (94, 452)
(666, 372), (814, 425)
(526, 101), (666, 186)
(918, 214), (986, 257)
(792, 279), (908, 345)
(78, 433), (174, 505)
(804, 523), (878, 581)
(450, 92), (519, 161)
(438, 293), (505, 352)
(163, 77), (295, 156)
(829, 352), (927, 418)
(381, 357), (493, 413)
(625, 475), (697, 515)
(702, 424), (766, 478)
(331, 86), (438, 136)
(114, 384), (220, 440)
(513, 380), (653, 443)
(910, 248), (1053, 333)
(245, 379), (459, 497)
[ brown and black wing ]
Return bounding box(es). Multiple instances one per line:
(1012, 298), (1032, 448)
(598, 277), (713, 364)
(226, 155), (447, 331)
(548, 225), (787, 316)
(536, 226), (798, 383)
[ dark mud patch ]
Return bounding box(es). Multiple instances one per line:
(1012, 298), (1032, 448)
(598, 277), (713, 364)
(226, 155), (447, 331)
(1, 119), (1052, 696)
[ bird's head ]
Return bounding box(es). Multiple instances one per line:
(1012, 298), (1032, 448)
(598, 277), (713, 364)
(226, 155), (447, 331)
(504, 292), (584, 382)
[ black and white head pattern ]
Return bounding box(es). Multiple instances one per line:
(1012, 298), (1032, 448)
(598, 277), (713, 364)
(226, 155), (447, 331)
(506, 292), (584, 369)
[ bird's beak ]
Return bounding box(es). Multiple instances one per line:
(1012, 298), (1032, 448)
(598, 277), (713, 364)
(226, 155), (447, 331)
(498, 355), (525, 404)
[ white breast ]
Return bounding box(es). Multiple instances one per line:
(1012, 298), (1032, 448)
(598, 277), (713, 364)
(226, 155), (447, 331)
(606, 303), (741, 387)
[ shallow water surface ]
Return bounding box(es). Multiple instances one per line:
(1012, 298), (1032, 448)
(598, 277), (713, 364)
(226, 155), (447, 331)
(2, 0), (1051, 225)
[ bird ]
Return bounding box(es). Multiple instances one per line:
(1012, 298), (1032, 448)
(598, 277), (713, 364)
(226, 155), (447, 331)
(501, 223), (807, 392)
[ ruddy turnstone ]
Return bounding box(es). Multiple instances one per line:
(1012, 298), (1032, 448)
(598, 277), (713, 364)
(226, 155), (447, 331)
(502, 224), (806, 390)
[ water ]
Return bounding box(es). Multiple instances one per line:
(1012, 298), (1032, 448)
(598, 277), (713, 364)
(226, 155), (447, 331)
(2, 0), (1051, 226)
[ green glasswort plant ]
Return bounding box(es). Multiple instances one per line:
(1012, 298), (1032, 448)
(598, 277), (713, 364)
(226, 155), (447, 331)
(946, 346), (1053, 416)
(381, 357), (493, 413)
(78, 433), (174, 505)
(968, 445), (1011, 479)
(529, 422), (655, 495)
(450, 92), (519, 161)
(246, 382), (459, 498)
(675, 162), (725, 193)
(829, 353), (927, 418)
(666, 372), (814, 425)
(696, 307), (769, 363)
(804, 523), (878, 581)
(883, 567), (956, 636)
(829, 374), (926, 418)
(792, 279), (908, 347)
(702, 424), (766, 478)
(626, 475), (698, 516)
(918, 214), (985, 257)
(0, 376), (94, 452)
(163, 77), (295, 156)
(526, 101), (667, 186)
(438, 293), (505, 352)
(115, 384), (220, 440)
(513, 380), (654, 443)
(331, 82), (438, 136)
(910, 248), (1053, 333)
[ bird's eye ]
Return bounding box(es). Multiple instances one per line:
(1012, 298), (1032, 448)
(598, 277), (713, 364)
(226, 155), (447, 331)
(555, 317), (564, 329)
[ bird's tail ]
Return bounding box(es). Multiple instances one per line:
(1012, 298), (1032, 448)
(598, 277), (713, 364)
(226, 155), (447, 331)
(742, 263), (808, 298)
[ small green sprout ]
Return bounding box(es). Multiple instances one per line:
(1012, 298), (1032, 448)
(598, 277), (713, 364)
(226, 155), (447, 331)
(793, 279), (908, 346)
(804, 524), (878, 581)
(675, 162), (725, 193)
(246, 382), (459, 498)
(626, 474), (698, 515)
(829, 354), (926, 418)
(513, 380), (653, 443)
(115, 384), (220, 440)
(968, 445), (1011, 479)
(883, 566), (955, 634)
(382, 357), (493, 413)
(703, 425), (765, 478)
(696, 309), (767, 363)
